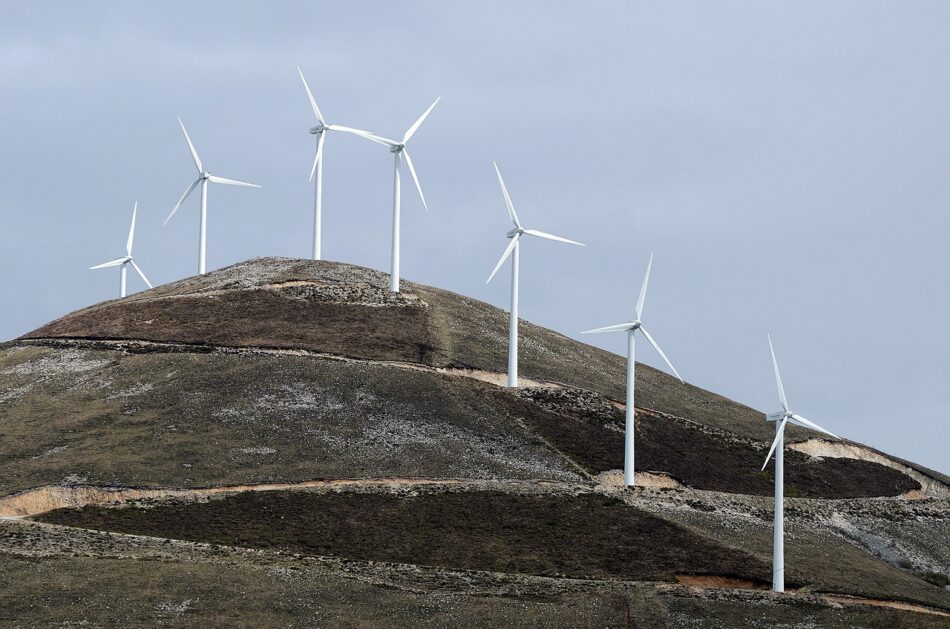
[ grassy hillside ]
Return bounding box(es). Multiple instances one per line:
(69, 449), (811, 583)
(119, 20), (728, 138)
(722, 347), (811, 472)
(0, 342), (917, 498)
(20, 257), (786, 443)
(2, 257), (947, 627)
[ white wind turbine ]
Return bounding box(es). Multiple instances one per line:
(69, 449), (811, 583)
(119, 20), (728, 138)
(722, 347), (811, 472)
(486, 162), (585, 388)
(761, 334), (840, 593)
(582, 254), (684, 487)
(360, 97), (441, 292)
(164, 117), (261, 275)
(297, 68), (378, 261)
(89, 202), (153, 298)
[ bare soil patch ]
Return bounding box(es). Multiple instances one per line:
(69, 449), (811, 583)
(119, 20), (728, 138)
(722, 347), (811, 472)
(821, 594), (950, 617)
(674, 575), (771, 590)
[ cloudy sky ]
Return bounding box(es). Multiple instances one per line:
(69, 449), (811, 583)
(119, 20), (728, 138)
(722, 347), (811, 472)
(1, 2), (947, 471)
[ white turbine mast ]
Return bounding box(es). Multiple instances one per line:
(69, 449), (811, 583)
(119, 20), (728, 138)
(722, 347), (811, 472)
(89, 201), (153, 298)
(297, 68), (378, 261)
(359, 97), (441, 292)
(487, 161), (585, 388)
(761, 335), (840, 593)
(164, 117), (261, 275)
(582, 254), (684, 487)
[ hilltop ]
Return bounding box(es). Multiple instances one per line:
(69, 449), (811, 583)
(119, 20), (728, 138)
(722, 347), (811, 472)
(0, 257), (947, 627)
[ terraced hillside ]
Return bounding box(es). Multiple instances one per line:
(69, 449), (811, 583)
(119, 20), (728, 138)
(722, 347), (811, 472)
(0, 257), (947, 627)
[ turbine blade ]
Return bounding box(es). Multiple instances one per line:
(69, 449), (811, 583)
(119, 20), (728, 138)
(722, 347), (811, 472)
(768, 334), (789, 412)
(126, 201), (137, 257)
(309, 131), (326, 183)
(129, 259), (153, 289)
(486, 235), (520, 284)
(492, 161), (521, 227)
(297, 67), (325, 125)
(362, 133), (400, 147)
(639, 326), (684, 383)
(177, 116), (203, 173)
(581, 322), (635, 334)
(522, 229), (584, 246)
(164, 178), (200, 225)
(789, 414), (840, 439)
(207, 175), (261, 188)
(402, 149), (427, 212)
(761, 417), (788, 471)
(90, 257), (128, 270)
(402, 96), (441, 144)
(328, 125), (376, 138)
(636, 253), (653, 320)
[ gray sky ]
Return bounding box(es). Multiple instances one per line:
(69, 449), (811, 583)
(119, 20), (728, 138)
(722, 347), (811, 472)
(1, 2), (947, 472)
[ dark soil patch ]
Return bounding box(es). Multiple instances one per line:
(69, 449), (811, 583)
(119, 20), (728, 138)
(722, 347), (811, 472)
(25, 290), (438, 365)
(514, 389), (919, 498)
(38, 490), (771, 583)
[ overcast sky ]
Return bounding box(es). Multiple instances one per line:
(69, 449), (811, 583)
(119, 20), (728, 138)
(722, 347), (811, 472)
(1, 2), (947, 472)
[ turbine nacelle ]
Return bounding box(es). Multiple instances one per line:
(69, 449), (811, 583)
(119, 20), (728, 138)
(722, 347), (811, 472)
(389, 143), (406, 153)
(766, 411), (789, 422)
(506, 227), (523, 239)
(309, 124), (326, 135)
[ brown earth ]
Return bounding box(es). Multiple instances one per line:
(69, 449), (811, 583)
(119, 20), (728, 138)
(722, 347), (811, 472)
(18, 257), (798, 445)
(35, 490), (774, 583)
(0, 341), (921, 499)
(3, 256), (948, 627)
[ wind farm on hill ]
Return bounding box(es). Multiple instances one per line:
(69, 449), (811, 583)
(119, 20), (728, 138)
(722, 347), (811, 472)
(1, 66), (947, 627)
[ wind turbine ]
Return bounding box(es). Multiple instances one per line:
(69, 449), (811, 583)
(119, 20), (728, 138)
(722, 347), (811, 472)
(297, 68), (378, 260)
(486, 161), (585, 388)
(359, 97), (441, 292)
(582, 254), (684, 487)
(164, 117), (261, 275)
(761, 334), (840, 593)
(89, 202), (153, 298)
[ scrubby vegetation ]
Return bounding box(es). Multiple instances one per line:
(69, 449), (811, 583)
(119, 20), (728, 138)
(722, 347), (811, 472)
(4, 257), (947, 627)
(38, 490), (771, 583)
(513, 388), (920, 497)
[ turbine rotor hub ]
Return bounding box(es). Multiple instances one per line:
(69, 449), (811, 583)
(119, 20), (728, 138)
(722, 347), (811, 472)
(506, 228), (523, 238)
(309, 125), (326, 135)
(391, 144), (405, 153)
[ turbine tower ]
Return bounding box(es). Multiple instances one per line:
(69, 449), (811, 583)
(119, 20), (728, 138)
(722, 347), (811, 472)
(297, 68), (378, 261)
(486, 162), (584, 387)
(761, 335), (840, 593)
(164, 117), (261, 275)
(360, 97), (440, 292)
(89, 202), (153, 298)
(582, 254), (683, 487)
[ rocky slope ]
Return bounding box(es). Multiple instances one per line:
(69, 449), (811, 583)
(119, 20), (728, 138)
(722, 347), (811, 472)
(0, 257), (947, 627)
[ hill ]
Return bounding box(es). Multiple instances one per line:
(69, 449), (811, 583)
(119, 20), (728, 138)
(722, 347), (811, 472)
(0, 257), (947, 627)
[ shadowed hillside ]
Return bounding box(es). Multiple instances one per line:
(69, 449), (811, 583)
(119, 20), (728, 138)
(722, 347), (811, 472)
(2, 257), (947, 627)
